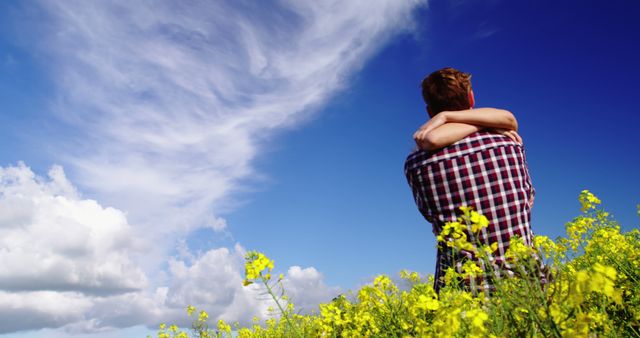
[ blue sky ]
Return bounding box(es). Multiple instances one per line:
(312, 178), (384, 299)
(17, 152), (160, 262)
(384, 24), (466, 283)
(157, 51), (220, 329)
(0, 0), (639, 336)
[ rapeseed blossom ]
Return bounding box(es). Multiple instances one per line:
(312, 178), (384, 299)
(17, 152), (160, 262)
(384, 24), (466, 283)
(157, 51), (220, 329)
(154, 191), (639, 337)
(243, 251), (274, 286)
(579, 189), (601, 212)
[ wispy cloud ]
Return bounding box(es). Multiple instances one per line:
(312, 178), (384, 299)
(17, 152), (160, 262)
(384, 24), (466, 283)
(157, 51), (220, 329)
(473, 21), (500, 39)
(0, 0), (427, 334)
(40, 0), (425, 235)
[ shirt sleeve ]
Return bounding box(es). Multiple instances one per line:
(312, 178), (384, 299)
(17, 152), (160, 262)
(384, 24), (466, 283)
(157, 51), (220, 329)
(521, 148), (536, 206)
(405, 165), (435, 223)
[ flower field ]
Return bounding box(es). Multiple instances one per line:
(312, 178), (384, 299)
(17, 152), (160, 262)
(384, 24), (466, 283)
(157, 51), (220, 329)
(153, 191), (640, 337)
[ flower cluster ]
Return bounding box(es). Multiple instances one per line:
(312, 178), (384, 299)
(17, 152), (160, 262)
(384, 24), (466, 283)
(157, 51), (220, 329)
(243, 251), (275, 286)
(153, 191), (640, 337)
(436, 206), (490, 253)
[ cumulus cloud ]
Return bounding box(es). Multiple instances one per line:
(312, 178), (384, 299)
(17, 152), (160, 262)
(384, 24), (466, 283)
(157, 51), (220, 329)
(0, 163), (146, 333)
(0, 164), (339, 334)
(283, 266), (341, 314)
(0, 163), (146, 295)
(163, 244), (266, 324)
(164, 244), (341, 325)
(0, 291), (92, 334)
(1, 0), (428, 334)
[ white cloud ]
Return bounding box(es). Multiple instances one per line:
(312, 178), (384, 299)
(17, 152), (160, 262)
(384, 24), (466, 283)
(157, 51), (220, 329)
(1, 0), (429, 334)
(283, 266), (341, 314)
(162, 244), (341, 326)
(0, 291), (92, 334)
(0, 163), (146, 295)
(0, 163), (149, 333)
(162, 244), (267, 325)
(37, 0), (426, 237)
(0, 163), (340, 334)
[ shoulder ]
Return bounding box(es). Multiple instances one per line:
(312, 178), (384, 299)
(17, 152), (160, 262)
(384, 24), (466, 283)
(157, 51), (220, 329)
(420, 131), (524, 165)
(404, 131), (524, 172)
(458, 130), (519, 147)
(404, 148), (432, 174)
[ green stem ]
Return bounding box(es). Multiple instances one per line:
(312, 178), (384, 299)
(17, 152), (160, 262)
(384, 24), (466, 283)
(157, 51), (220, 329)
(262, 278), (302, 338)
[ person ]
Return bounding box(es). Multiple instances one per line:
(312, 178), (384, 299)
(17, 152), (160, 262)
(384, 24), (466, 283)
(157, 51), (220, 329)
(404, 67), (539, 295)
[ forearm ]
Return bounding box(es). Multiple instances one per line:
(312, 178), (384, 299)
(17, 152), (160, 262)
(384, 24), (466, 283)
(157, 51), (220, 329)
(445, 108), (518, 131)
(417, 123), (481, 151)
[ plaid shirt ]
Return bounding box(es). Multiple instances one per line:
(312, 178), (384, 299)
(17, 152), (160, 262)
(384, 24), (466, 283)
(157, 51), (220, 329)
(404, 131), (538, 294)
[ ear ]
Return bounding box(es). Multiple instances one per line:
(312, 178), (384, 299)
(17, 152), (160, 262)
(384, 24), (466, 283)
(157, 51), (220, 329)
(468, 90), (475, 109)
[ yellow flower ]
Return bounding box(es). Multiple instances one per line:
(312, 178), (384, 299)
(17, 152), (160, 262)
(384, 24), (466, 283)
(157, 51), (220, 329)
(414, 294), (440, 311)
(505, 237), (532, 260)
(533, 235), (557, 259)
(469, 211), (489, 233)
(459, 205), (473, 214)
(579, 189), (601, 212)
(513, 307), (529, 322)
(243, 251), (275, 286)
(440, 221), (475, 252)
(462, 260), (483, 278)
(593, 262), (616, 280)
(186, 305), (196, 316)
(198, 310), (209, 322)
(465, 308), (488, 330)
(217, 319), (232, 333)
(569, 263), (622, 306)
(157, 194), (639, 338)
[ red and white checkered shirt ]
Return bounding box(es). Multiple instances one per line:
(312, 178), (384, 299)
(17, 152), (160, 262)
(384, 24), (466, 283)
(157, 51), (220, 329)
(404, 131), (538, 293)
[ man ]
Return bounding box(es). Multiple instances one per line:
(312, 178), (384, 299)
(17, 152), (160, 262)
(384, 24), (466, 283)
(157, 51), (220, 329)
(404, 67), (538, 294)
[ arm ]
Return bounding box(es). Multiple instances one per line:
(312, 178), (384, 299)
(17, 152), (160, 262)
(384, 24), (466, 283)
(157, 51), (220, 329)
(414, 108), (519, 151)
(414, 123), (481, 151)
(444, 108), (518, 131)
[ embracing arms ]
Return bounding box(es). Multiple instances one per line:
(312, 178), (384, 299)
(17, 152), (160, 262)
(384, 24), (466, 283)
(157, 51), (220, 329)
(413, 108), (521, 151)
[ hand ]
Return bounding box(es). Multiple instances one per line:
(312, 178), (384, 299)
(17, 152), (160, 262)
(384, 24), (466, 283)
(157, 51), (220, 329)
(413, 127), (427, 144)
(413, 113), (448, 142)
(493, 128), (523, 144)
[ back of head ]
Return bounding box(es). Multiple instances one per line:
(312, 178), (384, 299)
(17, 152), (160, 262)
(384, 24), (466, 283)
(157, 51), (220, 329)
(421, 67), (472, 116)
